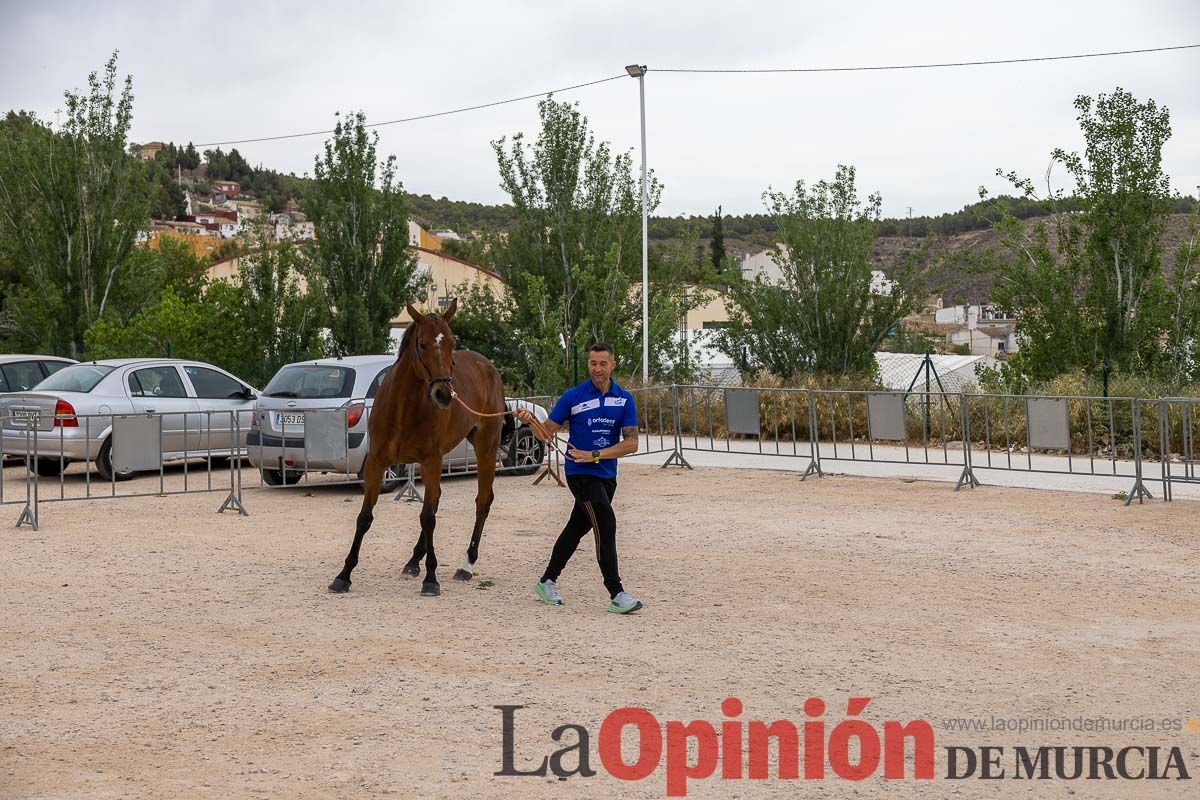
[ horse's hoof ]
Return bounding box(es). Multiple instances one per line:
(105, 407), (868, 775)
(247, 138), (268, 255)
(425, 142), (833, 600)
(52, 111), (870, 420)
(420, 582), (441, 596)
(452, 569), (473, 581)
(328, 577), (351, 593)
(401, 563), (420, 578)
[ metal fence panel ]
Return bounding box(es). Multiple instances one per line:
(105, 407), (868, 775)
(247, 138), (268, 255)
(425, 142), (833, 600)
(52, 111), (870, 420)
(867, 392), (908, 441)
(1027, 397), (1070, 451)
(113, 415), (162, 473)
(724, 389), (760, 435)
(304, 410), (348, 463)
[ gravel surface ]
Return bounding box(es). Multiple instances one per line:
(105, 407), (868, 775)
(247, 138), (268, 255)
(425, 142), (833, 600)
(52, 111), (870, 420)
(2, 463), (1197, 798)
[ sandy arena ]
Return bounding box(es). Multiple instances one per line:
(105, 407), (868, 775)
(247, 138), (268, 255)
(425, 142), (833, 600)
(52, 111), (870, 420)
(2, 463), (1198, 799)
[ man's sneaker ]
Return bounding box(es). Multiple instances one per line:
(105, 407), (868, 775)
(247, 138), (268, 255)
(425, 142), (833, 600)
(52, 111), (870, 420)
(607, 591), (643, 614)
(534, 579), (564, 606)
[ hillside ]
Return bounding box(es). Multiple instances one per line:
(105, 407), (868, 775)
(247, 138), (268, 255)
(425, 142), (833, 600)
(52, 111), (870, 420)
(404, 191), (1196, 302)
(172, 144), (1198, 303)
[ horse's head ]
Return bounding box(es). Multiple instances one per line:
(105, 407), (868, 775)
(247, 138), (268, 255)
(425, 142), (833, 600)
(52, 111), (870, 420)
(406, 299), (458, 410)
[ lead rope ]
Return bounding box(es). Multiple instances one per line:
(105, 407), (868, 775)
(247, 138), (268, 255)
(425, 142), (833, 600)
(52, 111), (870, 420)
(450, 387), (572, 453)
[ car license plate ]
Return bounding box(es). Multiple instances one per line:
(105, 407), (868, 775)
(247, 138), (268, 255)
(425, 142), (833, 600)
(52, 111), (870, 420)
(9, 409), (40, 427)
(274, 412), (305, 427)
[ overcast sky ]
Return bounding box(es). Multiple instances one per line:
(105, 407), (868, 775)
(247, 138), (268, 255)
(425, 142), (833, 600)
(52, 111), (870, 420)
(2, 0), (1197, 218)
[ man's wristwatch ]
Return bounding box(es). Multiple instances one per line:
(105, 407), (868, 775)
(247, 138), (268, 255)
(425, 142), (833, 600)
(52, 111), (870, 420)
(591, 449), (601, 463)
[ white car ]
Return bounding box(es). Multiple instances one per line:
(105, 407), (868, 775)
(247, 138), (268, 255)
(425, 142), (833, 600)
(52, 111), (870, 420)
(0, 358), (258, 481)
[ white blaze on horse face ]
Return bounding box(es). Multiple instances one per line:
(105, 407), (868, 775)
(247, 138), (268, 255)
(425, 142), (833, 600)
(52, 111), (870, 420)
(434, 332), (444, 346)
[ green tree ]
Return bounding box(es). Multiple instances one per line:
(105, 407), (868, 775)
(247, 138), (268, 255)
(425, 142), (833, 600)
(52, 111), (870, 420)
(182, 142), (200, 170)
(491, 96), (662, 385)
(710, 205), (725, 271)
(148, 158), (186, 220)
(227, 232), (326, 385)
(439, 234), (495, 268)
(714, 165), (927, 379)
(442, 280), (527, 388)
(0, 53), (152, 357)
(304, 111), (422, 356)
(85, 233), (324, 386)
(1165, 209), (1200, 381)
(84, 285), (243, 366)
(96, 235), (210, 325)
(987, 88), (1176, 383)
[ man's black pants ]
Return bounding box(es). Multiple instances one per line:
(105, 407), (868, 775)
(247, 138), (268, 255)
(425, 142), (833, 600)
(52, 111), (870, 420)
(541, 474), (624, 598)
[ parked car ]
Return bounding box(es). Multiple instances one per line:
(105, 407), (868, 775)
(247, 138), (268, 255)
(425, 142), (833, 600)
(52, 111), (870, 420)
(0, 354), (77, 393)
(0, 359), (259, 481)
(247, 355), (549, 489)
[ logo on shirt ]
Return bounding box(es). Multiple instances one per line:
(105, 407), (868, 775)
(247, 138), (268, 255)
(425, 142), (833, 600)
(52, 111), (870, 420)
(604, 397), (627, 407)
(571, 398), (601, 415)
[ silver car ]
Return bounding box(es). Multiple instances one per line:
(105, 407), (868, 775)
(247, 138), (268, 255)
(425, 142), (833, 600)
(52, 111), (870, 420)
(248, 355), (549, 489)
(0, 358), (259, 481)
(0, 354), (77, 392)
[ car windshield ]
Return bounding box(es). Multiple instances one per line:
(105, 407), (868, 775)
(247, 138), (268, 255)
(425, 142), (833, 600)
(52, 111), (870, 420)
(263, 365), (356, 399)
(32, 364), (115, 393)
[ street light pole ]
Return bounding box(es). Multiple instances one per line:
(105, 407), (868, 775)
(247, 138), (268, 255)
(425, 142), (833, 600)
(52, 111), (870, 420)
(626, 64), (649, 385)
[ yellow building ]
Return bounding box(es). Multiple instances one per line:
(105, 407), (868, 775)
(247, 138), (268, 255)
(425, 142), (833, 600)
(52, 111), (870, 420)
(146, 228), (236, 260)
(685, 289), (731, 331)
(407, 220), (443, 251)
(397, 247), (507, 325)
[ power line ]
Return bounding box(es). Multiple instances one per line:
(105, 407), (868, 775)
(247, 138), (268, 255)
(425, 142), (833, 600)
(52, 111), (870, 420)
(190, 44), (1198, 149)
(193, 73), (627, 148)
(655, 43), (1199, 73)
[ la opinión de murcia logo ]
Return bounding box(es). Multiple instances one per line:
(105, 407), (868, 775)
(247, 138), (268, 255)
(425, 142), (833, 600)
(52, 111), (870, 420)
(497, 697), (934, 796)
(495, 699), (1192, 797)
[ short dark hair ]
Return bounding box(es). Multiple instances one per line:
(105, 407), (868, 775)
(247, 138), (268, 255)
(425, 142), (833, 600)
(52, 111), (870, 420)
(588, 342), (615, 359)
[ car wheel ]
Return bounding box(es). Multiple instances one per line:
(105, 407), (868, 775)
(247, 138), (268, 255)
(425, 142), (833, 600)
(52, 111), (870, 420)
(262, 468), (303, 486)
(96, 437), (135, 482)
(506, 427), (545, 476)
(34, 457), (68, 478)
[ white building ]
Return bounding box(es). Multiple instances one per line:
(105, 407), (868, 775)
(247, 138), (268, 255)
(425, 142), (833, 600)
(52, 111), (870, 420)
(740, 248), (891, 293)
(935, 304), (1019, 357)
(271, 211), (314, 242)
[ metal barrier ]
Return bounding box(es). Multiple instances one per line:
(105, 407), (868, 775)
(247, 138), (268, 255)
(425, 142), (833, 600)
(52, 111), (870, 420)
(2, 408), (248, 531)
(961, 393), (1153, 505)
(1158, 397), (1200, 501)
(5, 384), (1194, 528)
(668, 384), (814, 471)
(649, 384), (1181, 504)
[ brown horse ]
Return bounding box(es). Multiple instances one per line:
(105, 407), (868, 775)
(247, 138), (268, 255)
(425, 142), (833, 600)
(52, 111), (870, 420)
(328, 299), (512, 596)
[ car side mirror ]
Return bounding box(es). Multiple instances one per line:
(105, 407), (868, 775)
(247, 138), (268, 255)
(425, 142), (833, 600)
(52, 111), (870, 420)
(242, 387), (257, 400)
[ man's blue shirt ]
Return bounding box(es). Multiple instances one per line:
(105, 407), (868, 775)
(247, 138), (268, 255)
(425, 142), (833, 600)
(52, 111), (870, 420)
(548, 378), (638, 479)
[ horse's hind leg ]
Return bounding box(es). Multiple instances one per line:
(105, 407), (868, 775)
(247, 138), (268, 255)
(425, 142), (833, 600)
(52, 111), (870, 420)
(402, 527), (425, 577)
(329, 452), (386, 593)
(455, 424), (499, 581)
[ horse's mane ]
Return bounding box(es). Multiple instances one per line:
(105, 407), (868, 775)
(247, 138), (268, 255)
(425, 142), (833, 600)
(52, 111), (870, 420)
(398, 323), (415, 359)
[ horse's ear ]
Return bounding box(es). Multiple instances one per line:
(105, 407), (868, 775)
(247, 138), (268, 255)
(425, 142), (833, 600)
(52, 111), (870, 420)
(441, 297), (458, 322)
(406, 304), (425, 323)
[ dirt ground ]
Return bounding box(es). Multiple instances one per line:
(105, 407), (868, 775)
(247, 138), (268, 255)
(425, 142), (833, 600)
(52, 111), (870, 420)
(1, 463), (1198, 799)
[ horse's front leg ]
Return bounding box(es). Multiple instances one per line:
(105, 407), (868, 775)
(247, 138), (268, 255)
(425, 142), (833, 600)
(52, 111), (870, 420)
(417, 458), (443, 596)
